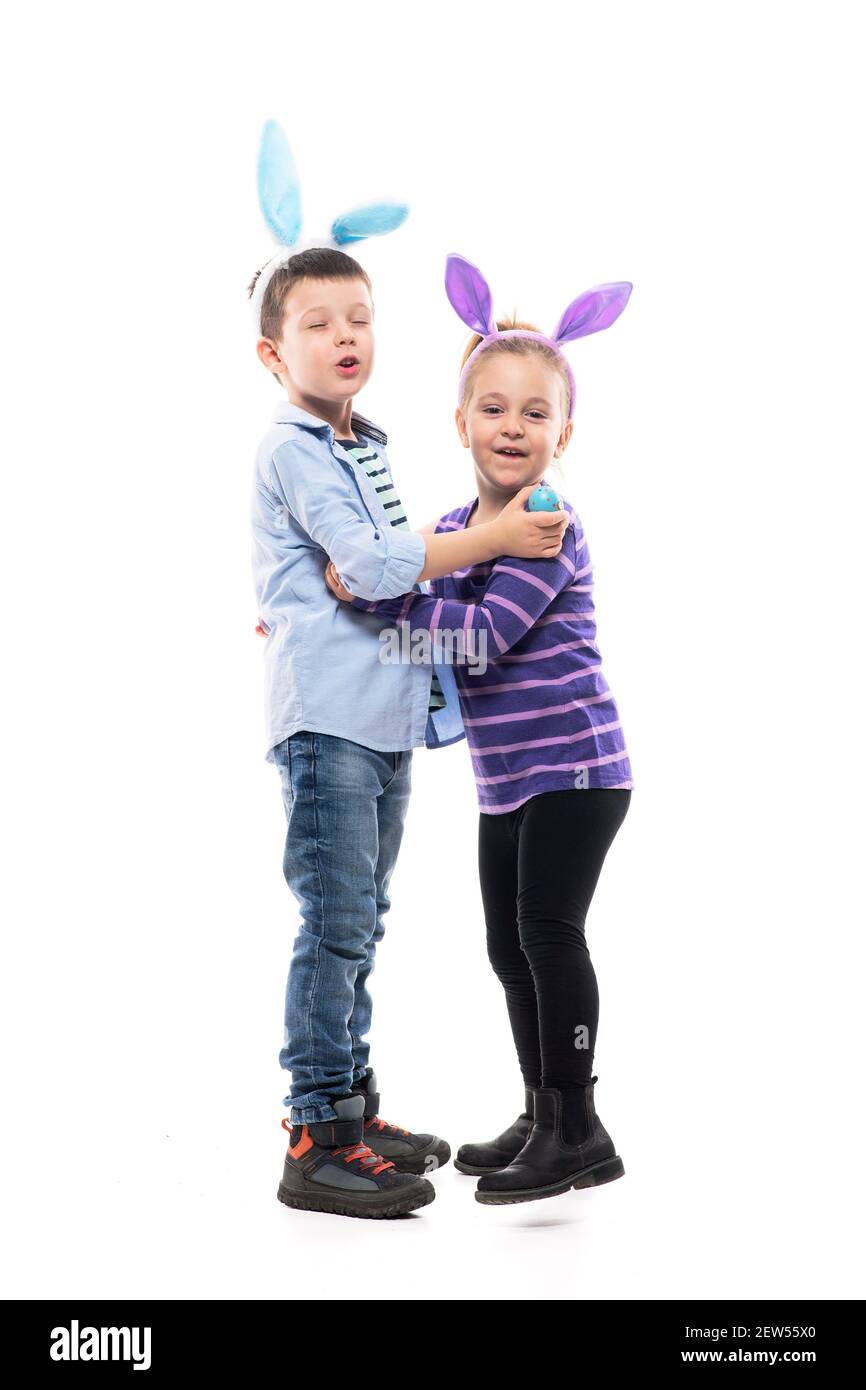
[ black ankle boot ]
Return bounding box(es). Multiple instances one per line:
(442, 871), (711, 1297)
(475, 1076), (624, 1205)
(454, 1085), (536, 1175)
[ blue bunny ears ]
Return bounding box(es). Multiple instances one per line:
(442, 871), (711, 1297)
(256, 120), (302, 246)
(250, 120), (409, 335)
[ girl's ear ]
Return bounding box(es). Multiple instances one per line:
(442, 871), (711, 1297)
(257, 120), (303, 246)
(555, 418), (574, 457)
(331, 202), (409, 245)
(445, 254), (495, 337)
(455, 405), (470, 447)
(553, 282), (633, 344)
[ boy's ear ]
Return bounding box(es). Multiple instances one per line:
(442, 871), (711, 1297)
(257, 337), (283, 375)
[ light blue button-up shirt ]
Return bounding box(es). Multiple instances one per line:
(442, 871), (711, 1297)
(251, 399), (466, 762)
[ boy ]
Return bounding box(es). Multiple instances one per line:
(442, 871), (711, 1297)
(250, 245), (568, 1219)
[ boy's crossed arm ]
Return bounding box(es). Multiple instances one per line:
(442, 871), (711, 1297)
(254, 431), (566, 632)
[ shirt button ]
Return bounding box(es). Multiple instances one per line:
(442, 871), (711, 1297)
(374, 531), (380, 540)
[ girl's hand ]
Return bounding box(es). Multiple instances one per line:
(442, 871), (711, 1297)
(493, 486), (569, 559)
(325, 560), (354, 602)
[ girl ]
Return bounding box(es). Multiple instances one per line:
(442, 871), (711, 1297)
(325, 253), (634, 1206)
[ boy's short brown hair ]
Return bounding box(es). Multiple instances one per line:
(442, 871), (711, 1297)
(247, 246), (373, 345)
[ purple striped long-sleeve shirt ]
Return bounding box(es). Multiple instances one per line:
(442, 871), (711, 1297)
(349, 495), (634, 814)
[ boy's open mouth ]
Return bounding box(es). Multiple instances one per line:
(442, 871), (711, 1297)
(494, 447), (527, 456)
(336, 356), (360, 376)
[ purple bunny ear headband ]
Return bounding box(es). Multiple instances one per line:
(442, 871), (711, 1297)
(445, 253), (633, 421)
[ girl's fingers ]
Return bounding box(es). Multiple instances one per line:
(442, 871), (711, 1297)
(325, 561), (353, 601)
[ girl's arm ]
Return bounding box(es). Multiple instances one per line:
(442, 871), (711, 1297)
(413, 487), (567, 582)
(327, 527), (581, 658)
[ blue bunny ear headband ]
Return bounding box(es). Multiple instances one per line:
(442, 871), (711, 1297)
(249, 120), (409, 338)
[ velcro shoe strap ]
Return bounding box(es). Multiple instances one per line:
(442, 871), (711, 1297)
(307, 1116), (364, 1146)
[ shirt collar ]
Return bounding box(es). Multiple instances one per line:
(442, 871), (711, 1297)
(270, 398), (387, 445)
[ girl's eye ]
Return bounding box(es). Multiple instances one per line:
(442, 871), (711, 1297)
(482, 406), (546, 419)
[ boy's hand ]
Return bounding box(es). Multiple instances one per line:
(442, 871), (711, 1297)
(493, 486), (569, 559)
(325, 560), (355, 602)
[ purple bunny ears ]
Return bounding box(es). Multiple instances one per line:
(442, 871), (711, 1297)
(445, 253), (632, 420)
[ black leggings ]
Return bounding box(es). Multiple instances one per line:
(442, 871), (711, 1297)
(478, 788), (631, 1089)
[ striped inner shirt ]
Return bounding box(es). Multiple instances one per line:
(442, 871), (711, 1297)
(337, 439), (446, 712)
(349, 494), (633, 814)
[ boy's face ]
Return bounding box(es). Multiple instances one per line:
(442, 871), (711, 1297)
(455, 354), (572, 495)
(263, 276), (375, 405)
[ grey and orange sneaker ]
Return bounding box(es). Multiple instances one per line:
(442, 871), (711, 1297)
(350, 1069), (451, 1175)
(277, 1094), (435, 1219)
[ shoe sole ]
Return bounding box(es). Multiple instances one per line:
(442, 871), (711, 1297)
(454, 1156), (515, 1176)
(474, 1155), (625, 1205)
(277, 1180), (435, 1219)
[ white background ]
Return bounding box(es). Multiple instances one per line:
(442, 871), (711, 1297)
(2, 0), (864, 1302)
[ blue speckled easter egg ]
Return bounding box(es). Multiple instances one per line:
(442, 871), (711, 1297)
(527, 483), (561, 512)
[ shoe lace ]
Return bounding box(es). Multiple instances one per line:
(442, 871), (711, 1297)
(331, 1139), (394, 1175)
(365, 1114), (409, 1137)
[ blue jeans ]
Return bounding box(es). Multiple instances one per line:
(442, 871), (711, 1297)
(272, 731), (413, 1125)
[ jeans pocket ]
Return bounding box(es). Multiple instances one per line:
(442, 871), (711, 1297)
(274, 738), (294, 820)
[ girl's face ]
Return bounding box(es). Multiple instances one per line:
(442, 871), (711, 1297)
(456, 353), (572, 495)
